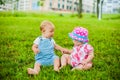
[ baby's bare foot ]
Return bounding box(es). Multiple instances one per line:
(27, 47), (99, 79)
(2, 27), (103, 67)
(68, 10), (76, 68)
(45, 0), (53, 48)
(59, 66), (64, 69)
(27, 68), (38, 75)
(54, 67), (59, 72)
(71, 68), (76, 71)
(71, 66), (83, 71)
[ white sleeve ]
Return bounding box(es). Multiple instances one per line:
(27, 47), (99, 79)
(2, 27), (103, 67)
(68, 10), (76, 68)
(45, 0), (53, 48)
(33, 37), (40, 45)
(51, 38), (55, 44)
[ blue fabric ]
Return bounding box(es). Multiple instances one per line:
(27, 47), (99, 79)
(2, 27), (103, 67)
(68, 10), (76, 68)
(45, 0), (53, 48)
(72, 32), (88, 40)
(35, 37), (58, 66)
(69, 32), (88, 43)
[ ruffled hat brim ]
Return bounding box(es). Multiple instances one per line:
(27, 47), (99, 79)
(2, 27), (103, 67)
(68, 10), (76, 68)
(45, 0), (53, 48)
(69, 32), (89, 43)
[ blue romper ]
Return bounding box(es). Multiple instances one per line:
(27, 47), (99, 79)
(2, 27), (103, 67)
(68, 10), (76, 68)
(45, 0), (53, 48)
(35, 37), (59, 66)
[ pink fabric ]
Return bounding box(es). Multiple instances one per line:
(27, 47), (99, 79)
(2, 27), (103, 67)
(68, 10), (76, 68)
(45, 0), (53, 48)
(74, 27), (88, 36)
(69, 27), (89, 43)
(70, 43), (93, 67)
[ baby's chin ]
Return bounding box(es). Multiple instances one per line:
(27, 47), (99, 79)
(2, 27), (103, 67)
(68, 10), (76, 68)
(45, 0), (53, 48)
(49, 35), (54, 38)
(47, 36), (53, 38)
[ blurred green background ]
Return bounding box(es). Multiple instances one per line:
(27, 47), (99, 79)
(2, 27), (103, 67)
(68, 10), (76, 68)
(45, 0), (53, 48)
(0, 11), (120, 80)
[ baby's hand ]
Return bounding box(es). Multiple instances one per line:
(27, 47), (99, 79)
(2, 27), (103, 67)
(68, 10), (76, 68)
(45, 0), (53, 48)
(61, 48), (69, 54)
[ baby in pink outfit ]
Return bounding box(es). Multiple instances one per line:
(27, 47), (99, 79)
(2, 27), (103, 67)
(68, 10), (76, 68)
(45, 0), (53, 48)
(60, 27), (94, 70)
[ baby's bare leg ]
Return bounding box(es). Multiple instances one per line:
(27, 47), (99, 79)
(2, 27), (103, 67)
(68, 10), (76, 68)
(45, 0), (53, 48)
(60, 54), (70, 69)
(54, 58), (60, 72)
(72, 62), (92, 71)
(27, 63), (40, 75)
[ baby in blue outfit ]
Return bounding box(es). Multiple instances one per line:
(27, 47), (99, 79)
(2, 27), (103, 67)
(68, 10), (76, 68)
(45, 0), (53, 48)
(27, 20), (67, 75)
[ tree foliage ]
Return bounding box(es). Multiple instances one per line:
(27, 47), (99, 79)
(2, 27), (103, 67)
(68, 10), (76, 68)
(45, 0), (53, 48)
(0, 0), (19, 5)
(0, 0), (5, 5)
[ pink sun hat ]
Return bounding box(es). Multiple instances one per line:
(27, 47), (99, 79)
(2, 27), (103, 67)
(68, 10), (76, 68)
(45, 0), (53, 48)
(69, 27), (89, 43)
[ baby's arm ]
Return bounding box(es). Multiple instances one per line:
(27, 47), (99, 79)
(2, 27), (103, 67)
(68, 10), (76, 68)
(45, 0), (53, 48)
(54, 44), (68, 54)
(81, 44), (94, 65)
(54, 44), (72, 54)
(81, 51), (94, 65)
(54, 44), (65, 53)
(32, 44), (40, 54)
(67, 49), (73, 54)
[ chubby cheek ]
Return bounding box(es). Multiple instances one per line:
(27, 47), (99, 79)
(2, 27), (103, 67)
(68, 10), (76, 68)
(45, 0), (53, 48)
(52, 33), (54, 36)
(49, 33), (53, 37)
(50, 32), (54, 36)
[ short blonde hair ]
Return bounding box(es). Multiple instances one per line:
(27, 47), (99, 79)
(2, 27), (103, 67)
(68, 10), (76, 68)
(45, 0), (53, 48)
(40, 20), (55, 31)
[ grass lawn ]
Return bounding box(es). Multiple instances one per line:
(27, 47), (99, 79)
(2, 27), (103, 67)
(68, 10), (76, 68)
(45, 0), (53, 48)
(0, 11), (120, 80)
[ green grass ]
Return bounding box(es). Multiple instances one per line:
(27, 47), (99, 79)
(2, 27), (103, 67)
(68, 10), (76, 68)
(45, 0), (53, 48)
(0, 11), (120, 80)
